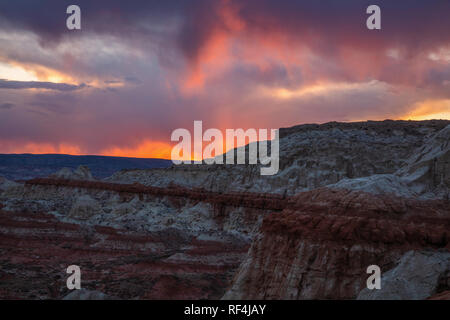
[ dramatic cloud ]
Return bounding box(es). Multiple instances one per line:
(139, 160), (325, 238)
(0, 79), (86, 91)
(0, 0), (448, 157)
(0, 103), (14, 109)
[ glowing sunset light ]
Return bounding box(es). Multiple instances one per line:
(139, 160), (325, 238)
(0, 1), (448, 158)
(0, 62), (39, 82)
(267, 82), (367, 100)
(404, 100), (450, 121)
(100, 141), (174, 160)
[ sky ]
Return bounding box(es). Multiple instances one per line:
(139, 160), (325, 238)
(0, 0), (449, 159)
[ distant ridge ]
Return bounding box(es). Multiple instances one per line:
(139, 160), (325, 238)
(0, 154), (172, 180)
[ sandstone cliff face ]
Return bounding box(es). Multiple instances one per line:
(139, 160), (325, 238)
(0, 208), (248, 299)
(0, 176), (19, 193)
(107, 120), (450, 198)
(3, 180), (446, 300)
(223, 189), (450, 300)
(397, 124), (450, 199)
(357, 250), (450, 300)
(428, 291), (450, 300)
(2, 178), (282, 237)
(1, 120), (449, 300)
(51, 165), (95, 181)
(0, 179), (281, 299)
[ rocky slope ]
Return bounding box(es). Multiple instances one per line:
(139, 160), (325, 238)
(0, 179), (276, 299)
(0, 208), (247, 299)
(222, 188), (449, 299)
(108, 120), (450, 199)
(0, 120), (449, 299)
(357, 250), (450, 300)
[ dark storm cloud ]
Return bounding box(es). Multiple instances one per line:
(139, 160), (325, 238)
(1, 1), (448, 90)
(175, 0), (450, 64)
(1, 1), (449, 61)
(0, 103), (14, 109)
(0, 0), (191, 43)
(0, 79), (86, 91)
(124, 77), (142, 84)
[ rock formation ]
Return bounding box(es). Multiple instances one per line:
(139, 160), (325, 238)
(107, 120), (450, 199)
(222, 189), (449, 299)
(357, 250), (450, 300)
(0, 120), (449, 300)
(51, 165), (94, 181)
(0, 176), (19, 192)
(0, 208), (248, 299)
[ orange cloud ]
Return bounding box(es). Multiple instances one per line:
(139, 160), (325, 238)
(182, 0), (248, 92)
(180, 1), (317, 93)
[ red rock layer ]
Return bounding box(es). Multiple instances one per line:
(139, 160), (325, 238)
(427, 291), (450, 300)
(25, 178), (286, 211)
(224, 188), (450, 299)
(8, 180), (450, 299)
(0, 209), (248, 299)
(264, 188), (450, 248)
